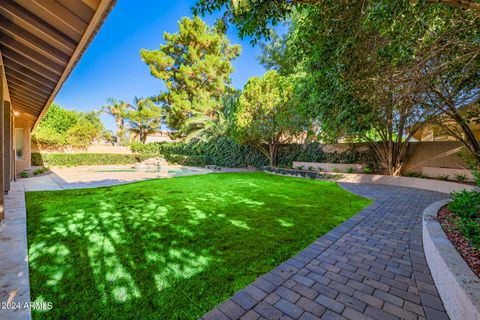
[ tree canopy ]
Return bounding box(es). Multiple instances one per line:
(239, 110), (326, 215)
(233, 70), (304, 165)
(126, 97), (163, 144)
(33, 103), (103, 148)
(199, 0), (479, 173)
(140, 16), (241, 133)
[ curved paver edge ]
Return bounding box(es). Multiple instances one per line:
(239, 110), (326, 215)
(262, 168), (475, 194)
(423, 199), (480, 320)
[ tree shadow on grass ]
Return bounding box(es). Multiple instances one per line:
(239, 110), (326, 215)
(25, 173), (369, 319)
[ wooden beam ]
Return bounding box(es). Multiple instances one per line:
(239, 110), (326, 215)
(4, 59), (57, 89)
(5, 77), (50, 99)
(0, 16), (70, 65)
(81, 0), (102, 11)
(0, 33), (65, 74)
(13, 105), (39, 117)
(9, 99), (40, 115)
(8, 85), (49, 104)
(1, 47), (61, 82)
(0, 1), (76, 55)
(9, 91), (46, 108)
(34, 0), (117, 128)
(9, 86), (48, 104)
(56, 0), (96, 23)
(9, 94), (41, 111)
(14, 0), (87, 41)
(5, 69), (54, 94)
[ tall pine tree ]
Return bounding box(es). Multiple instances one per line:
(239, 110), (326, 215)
(140, 16), (241, 133)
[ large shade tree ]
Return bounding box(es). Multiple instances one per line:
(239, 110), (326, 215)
(140, 16), (241, 134)
(233, 70), (304, 165)
(197, 0), (480, 173)
(414, 12), (480, 169)
(194, 0), (480, 43)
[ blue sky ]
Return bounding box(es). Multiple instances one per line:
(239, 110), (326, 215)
(54, 0), (266, 131)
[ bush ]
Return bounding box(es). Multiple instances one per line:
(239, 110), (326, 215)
(33, 167), (48, 175)
(31, 153), (156, 167)
(131, 138), (378, 168)
(404, 171), (421, 177)
(454, 173), (467, 182)
(436, 174), (449, 181)
(362, 166), (373, 174)
(449, 190), (480, 248)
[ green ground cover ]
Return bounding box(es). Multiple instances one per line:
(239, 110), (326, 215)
(26, 172), (370, 319)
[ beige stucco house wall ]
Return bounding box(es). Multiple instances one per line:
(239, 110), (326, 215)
(14, 117), (33, 174)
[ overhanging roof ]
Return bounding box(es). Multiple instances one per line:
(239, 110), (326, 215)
(0, 0), (116, 127)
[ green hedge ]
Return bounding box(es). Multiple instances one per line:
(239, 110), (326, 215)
(130, 137), (378, 168)
(31, 153), (156, 167)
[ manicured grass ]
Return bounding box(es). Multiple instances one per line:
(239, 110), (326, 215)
(26, 172), (370, 319)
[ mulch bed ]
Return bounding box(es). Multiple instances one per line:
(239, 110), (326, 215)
(438, 206), (480, 278)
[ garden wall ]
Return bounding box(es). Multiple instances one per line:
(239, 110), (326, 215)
(404, 141), (467, 172)
(31, 144), (132, 154)
(129, 139), (467, 172)
(129, 138), (377, 168)
(321, 141), (467, 172)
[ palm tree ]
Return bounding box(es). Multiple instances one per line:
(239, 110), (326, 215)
(101, 98), (132, 145)
(179, 93), (239, 142)
(181, 111), (228, 142)
(127, 97), (163, 144)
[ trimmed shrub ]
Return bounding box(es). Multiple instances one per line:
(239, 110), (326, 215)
(449, 190), (480, 248)
(131, 138), (378, 168)
(31, 153), (156, 167)
(262, 166), (342, 180)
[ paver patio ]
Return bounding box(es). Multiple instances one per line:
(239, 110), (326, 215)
(202, 183), (450, 320)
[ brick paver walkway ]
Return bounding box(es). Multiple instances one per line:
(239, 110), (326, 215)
(202, 183), (450, 320)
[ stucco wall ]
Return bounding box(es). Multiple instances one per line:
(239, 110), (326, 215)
(404, 141), (467, 172)
(320, 141), (469, 173)
(15, 118), (32, 174)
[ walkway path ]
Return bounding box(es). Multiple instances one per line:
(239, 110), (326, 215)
(0, 182), (31, 320)
(202, 184), (450, 320)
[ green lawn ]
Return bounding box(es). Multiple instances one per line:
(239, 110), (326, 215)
(26, 172), (370, 319)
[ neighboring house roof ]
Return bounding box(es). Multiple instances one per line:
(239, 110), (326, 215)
(413, 105), (480, 141)
(144, 131), (176, 143)
(0, 0), (117, 127)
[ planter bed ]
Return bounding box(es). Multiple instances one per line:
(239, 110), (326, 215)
(438, 206), (480, 277)
(261, 166), (343, 180)
(423, 200), (480, 320)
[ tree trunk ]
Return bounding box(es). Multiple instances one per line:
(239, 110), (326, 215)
(371, 140), (407, 176)
(115, 117), (123, 146)
(268, 142), (278, 166)
(451, 110), (480, 169)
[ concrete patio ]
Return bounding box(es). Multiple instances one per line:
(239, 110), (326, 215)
(18, 165), (223, 191)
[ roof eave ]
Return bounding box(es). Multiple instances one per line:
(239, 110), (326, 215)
(33, 0), (117, 129)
